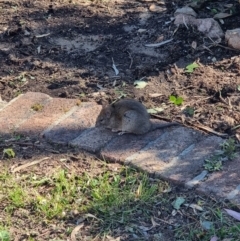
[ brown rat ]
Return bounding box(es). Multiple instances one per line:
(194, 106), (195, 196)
(96, 99), (179, 135)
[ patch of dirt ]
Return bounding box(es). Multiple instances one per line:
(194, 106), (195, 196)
(1, 0), (240, 137)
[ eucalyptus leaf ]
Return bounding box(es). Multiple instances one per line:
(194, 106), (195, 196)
(134, 80), (148, 89)
(21, 77), (27, 82)
(147, 107), (164, 114)
(172, 197), (185, 209)
(225, 209), (240, 221)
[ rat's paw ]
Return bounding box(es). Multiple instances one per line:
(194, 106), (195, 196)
(118, 131), (126, 135)
(112, 129), (119, 133)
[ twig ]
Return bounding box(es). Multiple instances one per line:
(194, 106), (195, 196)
(145, 38), (173, 47)
(188, 122), (228, 137)
(56, 159), (70, 170)
(127, 51), (133, 69)
(174, 85), (196, 91)
(154, 217), (173, 225)
(182, 15), (189, 29)
(207, 36), (240, 52)
(231, 124), (240, 131)
(11, 157), (50, 173)
(227, 97), (233, 109)
(219, 91), (230, 107)
(35, 33), (50, 38)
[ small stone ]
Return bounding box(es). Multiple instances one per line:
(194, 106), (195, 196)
(137, 28), (147, 33)
(174, 15), (224, 39)
(149, 4), (166, 13)
(174, 7), (197, 17)
(185, 170), (208, 188)
(225, 28), (240, 50)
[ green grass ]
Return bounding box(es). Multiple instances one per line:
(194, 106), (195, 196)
(0, 226), (10, 241)
(0, 164), (240, 240)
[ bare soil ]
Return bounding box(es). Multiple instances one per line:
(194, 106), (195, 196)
(0, 0), (240, 136)
(0, 0), (240, 240)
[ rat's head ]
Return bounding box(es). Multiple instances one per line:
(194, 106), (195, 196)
(95, 104), (113, 127)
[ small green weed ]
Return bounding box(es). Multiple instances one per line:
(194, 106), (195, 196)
(221, 138), (237, 160)
(2, 148), (15, 159)
(169, 95), (184, 106)
(114, 88), (127, 99)
(185, 62), (199, 73)
(0, 228), (10, 241)
(204, 138), (237, 172)
(8, 185), (28, 208)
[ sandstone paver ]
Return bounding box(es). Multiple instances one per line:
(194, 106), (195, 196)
(17, 98), (78, 136)
(163, 135), (224, 183)
(42, 102), (102, 144)
(125, 127), (204, 178)
(70, 127), (117, 153)
(197, 156), (240, 205)
(0, 92), (51, 135)
(101, 127), (166, 162)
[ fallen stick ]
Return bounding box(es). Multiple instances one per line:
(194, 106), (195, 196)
(11, 157), (50, 173)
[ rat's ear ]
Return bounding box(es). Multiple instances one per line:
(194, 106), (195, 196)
(105, 108), (112, 118)
(98, 99), (108, 107)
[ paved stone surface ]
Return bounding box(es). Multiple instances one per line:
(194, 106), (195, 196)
(101, 127), (167, 162)
(17, 98), (78, 136)
(42, 102), (102, 144)
(197, 156), (240, 206)
(124, 127), (203, 176)
(124, 130), (224, 184)
(70, 127), (117, 153)
(165, 135), (224, 183)
(1, 92), (240, 206)
(0, 92), (51, 135)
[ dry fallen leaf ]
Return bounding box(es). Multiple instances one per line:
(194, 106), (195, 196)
(213, 12), (232, 19)
(134, 80), (148, 89)
(210, 236), (218, 241)
(191, 41), (197, 49)
(112, 57), (119, 75)
(37, 45), (41, 54)
(70, 224), (84, 241)
(184, 203), (203, 211)
(151, 217), (160, 227)
(149, 93), (163, 98)
(224, 209), (240, 221)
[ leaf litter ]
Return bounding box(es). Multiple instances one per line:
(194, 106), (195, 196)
(0, 0), (240, 240)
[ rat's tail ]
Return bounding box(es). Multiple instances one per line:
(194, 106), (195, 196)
(150, 120), (179, 131)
